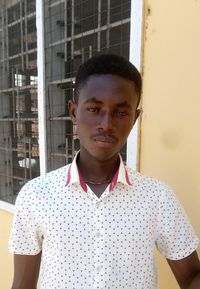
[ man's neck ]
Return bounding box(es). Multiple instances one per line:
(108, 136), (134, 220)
(77, 149), (120, 185)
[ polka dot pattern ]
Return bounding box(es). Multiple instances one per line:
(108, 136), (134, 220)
(9, 157), (199, 289)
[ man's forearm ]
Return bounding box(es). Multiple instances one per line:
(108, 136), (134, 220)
(187, 272), (200, 289)
(11, 287), (36, 289)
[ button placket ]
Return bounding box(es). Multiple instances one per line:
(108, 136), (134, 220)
(94, 201), (105, 288)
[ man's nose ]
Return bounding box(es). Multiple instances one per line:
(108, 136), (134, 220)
(98, 112), (114, 131)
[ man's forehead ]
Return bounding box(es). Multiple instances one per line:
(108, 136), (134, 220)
(82, 96), (133, 108)
(78, 75), (137, 105)
(79, 75), (137, 98)
(82, 73), (136, 88)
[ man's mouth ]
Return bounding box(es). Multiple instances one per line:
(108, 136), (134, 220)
(93, 135), (117, 143)
(92, 135), (117, 148)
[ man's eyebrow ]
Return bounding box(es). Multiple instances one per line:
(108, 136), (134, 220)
(83, 97), (103, 104)
(116, 101), (132, 109)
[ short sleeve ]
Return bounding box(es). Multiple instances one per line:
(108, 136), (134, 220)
(9, 181), (43, 255)
(156, 184), (199, 260)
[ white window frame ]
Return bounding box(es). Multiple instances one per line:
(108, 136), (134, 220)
(36, 0), (47, 175)
(127, 0), (143, 170)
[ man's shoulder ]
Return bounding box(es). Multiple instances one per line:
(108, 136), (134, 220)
(16, 164), (71, 201)
(125, 166), (161, 184)
(30, 164), (70, 185)
(126, 166), (172, 195)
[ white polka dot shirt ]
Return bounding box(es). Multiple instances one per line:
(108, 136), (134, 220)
(9, 154), (199, 289)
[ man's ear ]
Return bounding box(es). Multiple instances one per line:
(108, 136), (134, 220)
(68, 100), (77, 123)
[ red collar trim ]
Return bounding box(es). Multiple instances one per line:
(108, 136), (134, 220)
(65, 154), (132, 193)
(125, 167), (132, 185)
(65, 165), (71, 186)
(65, 165), (87, 192)
(109, 168), (119, 192)
(78, 170), (88, 193)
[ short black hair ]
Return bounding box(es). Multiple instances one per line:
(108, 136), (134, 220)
(74, 54), (142, 103)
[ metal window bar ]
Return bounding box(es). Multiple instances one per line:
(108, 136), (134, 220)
(0, 0), (39, 203)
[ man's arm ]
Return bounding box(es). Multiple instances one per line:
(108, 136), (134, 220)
(11, 252), (42, 289)
(167, 251), (200, 289)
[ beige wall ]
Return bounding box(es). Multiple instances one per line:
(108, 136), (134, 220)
(140, 0), (200, 288)
(0, 209), (13, 289)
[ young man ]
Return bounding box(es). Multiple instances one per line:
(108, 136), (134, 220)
(9, 54), (200, 289)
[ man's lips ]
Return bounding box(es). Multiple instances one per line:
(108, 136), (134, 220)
(93, 135), (117, 143)
(92, 135), (118, 149)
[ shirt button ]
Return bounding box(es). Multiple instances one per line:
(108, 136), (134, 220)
(96, 265), (102, 272)
(96, 202), (101, 209)
(95, 231), (102, 238)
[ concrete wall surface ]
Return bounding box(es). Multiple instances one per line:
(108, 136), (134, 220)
(140, 0), (200, 288)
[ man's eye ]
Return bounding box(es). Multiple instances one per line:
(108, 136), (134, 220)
(117, 111), (128, 116)
(87, 107), (99, 112)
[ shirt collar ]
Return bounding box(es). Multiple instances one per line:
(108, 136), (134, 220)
(66, 152), (132, 193)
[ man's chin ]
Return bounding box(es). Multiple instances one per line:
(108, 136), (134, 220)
(79, 143), (121, 162)
(90, 148), (119, 162)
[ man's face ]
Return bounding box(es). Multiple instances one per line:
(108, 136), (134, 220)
(69, 74), (140, 161)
